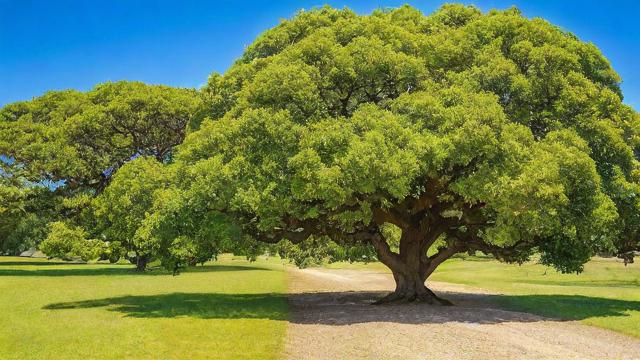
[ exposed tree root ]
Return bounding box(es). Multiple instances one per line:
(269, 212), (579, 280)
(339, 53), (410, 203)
(373, 291), (408, 305)
(373, 286), (453, 306)
(424, 287), (454, 306)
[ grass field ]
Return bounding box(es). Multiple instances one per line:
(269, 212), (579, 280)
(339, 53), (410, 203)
(2, 255), (638, 359)
(326, 256), (640, 338)
(0, 255), (288, 360)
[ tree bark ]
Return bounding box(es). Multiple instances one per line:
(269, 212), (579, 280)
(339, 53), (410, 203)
(373, 270), (452, 305)
(135, 255), (149, 272)
(370, 225), (456, 305)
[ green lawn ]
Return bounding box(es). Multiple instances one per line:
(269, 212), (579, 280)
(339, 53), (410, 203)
(0, 255), (288, 360)
(326, 256), (640, 338)
(2, 255), (638, 359)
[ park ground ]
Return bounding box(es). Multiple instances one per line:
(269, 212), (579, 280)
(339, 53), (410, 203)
(0, 255), (638, 359)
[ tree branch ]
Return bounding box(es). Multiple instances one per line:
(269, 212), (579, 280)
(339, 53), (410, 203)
(369, 230), (408, 275)
(372, 207), (411, 229)
(421, 244), (462, 279)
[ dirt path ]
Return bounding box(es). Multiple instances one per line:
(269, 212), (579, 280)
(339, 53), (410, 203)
(284, 268), (640, 360)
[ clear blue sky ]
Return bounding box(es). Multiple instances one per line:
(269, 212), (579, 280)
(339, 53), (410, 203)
(1, 1), (638, 110)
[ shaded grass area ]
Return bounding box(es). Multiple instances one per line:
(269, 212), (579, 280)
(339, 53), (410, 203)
(0, 264), (272, 277)
(38, 290), (640, 326)
(0, 255), (288, 360)
(44, 292), (287, 320)
(326, 257), (640, 338)
(496, 293), (640, 322)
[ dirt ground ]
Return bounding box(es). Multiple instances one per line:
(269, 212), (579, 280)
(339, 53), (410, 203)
(284, 268), (640, 360)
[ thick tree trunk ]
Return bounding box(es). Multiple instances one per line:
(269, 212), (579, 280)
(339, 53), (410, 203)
(374, 268), (452, 305)
(370, 225), (457, 305)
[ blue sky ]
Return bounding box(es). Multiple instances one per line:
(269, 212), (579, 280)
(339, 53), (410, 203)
(1, 1), (638, 110)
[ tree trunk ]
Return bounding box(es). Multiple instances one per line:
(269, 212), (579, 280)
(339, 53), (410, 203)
(374, 267), (452, 305)
(370, 225), (456, 305)
(135, 255), (149, 272)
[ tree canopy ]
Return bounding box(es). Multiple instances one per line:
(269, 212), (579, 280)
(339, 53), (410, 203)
(0, 81), (201, 257)
(166, 4), (639, 303)
(0, 81), (201, 193)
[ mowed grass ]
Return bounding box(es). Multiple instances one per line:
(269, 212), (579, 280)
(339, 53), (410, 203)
(0, 255), (288, 360)
(325, 257), (640, 338)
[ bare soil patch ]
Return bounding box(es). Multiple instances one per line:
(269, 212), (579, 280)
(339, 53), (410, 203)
(285, 268), (640, 360)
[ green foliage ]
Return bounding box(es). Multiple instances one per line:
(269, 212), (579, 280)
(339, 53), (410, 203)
(2, 214), (50, 255)
(275, 237), (377, 268)
(0, 181), (31, 254)
(0, 82), (200, 190)
(176, 4), (639, 275)
(39, 222), (106, 262)
(0, 81), (202, 256)
(92, 157), (249, 272)
(0, 179), (56, 255)
(93, 156), (169, 262)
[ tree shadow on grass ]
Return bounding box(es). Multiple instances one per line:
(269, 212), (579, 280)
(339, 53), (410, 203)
(0, 264), (273, 277)
(42, 291), (640, 325)
(0, 261), (74, 266)
(495, 293), (640, 321)
(44, 292), (288, 320)
(182, 265), (275, 273)
(515, 279), (640, 288)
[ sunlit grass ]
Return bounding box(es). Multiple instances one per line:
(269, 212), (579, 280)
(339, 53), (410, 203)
(0, 255), (288, 360)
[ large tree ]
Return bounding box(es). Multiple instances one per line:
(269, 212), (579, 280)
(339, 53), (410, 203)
(0, 82), (201, 257)
(169, 4), (639, 303)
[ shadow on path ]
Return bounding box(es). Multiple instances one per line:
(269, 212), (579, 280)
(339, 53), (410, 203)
(42, 290), (640, 325)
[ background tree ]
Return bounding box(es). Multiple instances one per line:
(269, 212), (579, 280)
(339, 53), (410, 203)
(92, 156), (169, 270)
(39, 221), (107, 262)
(0, 82), (201, 259)
(92, 156), (242, 272)
(170, 4), (638, 303)
(0, 81), (201, 193)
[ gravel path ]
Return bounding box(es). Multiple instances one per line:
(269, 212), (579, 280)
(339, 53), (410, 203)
(284, 268), (640, 360)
